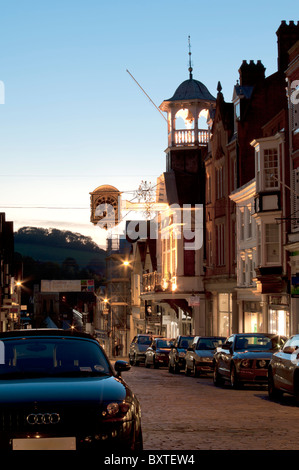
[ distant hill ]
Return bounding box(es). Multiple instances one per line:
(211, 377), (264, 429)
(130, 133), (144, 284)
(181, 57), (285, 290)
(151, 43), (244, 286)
(14, 227), (106, 274)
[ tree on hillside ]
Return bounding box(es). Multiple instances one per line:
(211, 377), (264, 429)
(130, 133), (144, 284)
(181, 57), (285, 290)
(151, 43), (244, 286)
(14, 227), (105, 253)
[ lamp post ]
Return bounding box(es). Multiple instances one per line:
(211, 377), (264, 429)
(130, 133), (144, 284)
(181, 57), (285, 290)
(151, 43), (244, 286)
(103, 297), (113, 356)
(101, 296), (111, 354)
(122, 259), (133, 356)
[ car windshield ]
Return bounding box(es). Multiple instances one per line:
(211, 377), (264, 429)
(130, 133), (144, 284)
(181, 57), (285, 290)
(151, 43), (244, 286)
(0, 337), (111, 379)
(137, 336), (151, 345)
(178, 337), (194, 349)
(156, 339), (173, 348)
(196, 338), (225, 350)
(234, 335), (277, 351)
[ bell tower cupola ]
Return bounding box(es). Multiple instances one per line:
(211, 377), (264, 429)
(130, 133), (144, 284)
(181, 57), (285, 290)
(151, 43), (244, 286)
(159, 37), (216, 174)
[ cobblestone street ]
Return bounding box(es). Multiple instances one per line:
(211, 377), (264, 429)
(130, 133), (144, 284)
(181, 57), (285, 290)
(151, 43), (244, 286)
(122, 364), (299, 451)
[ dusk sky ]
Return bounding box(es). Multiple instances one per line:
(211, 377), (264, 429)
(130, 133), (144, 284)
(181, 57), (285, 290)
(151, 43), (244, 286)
(0, 0), (296, 248)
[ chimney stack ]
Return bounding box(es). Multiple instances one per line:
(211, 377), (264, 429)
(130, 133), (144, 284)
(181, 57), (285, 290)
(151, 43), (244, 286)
(238, 60), (266, 87)
(276, 20), (299, 72)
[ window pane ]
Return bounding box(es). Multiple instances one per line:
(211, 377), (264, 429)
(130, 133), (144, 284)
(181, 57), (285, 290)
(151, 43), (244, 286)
(265, 224), (279, 262)
(264, 148), (278, 188)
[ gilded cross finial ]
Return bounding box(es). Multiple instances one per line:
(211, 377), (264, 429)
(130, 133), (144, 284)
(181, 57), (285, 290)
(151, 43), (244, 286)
(188, 35), (193, 79)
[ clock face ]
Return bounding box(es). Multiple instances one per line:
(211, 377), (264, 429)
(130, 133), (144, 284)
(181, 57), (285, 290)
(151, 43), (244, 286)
(92, 195), (119, 229)
(90, 185), (121, 227)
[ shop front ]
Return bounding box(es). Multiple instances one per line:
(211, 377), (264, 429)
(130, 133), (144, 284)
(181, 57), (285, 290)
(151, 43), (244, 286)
(243, 301), (263, 333)
(268, 295), (290, 336)
(218, 293), (233, 337)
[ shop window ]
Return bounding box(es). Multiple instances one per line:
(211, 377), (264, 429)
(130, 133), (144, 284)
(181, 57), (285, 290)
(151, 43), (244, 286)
(218, 293), (232, 337)
(269, 309), (289, 336)
(243, 302), (263, 333)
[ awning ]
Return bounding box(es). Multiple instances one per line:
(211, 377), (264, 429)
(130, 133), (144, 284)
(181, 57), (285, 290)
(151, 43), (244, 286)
(162, 299), (193, 316)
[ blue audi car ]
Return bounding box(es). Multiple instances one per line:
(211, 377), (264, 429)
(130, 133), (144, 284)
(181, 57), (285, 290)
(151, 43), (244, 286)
(0, 329), (142, 451)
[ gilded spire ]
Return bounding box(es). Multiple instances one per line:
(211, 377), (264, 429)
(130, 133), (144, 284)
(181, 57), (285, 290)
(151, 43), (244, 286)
(188, 35), (193, 79)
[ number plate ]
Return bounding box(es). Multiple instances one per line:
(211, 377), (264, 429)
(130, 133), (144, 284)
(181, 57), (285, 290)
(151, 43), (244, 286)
(12, 437), (76, 450)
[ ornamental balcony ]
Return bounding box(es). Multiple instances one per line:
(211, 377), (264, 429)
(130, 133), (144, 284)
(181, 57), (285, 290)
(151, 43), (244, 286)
(142, 271), (202, 297)
(142, 272), (163, 294)
(171, 128), (210, 148)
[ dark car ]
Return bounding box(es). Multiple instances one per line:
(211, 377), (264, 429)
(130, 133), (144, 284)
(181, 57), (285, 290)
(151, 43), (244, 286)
(0, 329), (142, 451)
(168, 335), (194, 373)
(129, 334), (153, 366)
(213, 333), (286, 389)
(268, 334), (299, 402)
(185, 336), (226, 376)
(145, 338), (174, 369)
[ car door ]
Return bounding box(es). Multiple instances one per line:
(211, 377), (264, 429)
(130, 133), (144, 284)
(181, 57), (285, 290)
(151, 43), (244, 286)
(186, 337), (198, 368)
(217, 335), (234, 378)
(275, 337), (299, 392)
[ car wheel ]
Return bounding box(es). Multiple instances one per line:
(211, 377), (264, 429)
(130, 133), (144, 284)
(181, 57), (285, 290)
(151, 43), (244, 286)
(268, 368), (282, 401)
(230, 364), (240, 389)
(213, 363), (224, 386)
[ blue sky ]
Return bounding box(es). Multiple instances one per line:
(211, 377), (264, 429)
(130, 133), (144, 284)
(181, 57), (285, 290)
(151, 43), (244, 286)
(0, 0), (296, 247)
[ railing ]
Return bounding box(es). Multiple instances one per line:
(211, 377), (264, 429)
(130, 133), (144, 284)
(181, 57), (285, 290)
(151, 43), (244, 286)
(142, 272), (178, 293)
(142, 272), (163, 293)
(174, 129), (209, 146)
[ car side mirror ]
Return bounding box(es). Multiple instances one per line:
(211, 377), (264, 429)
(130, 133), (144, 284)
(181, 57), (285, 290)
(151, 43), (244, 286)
(114, 360), (131, 376)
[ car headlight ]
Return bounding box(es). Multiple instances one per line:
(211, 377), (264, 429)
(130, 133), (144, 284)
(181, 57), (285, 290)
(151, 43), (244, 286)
(257, 359), (267, 368)
(240, 359), (252, 368)
(102, 402), (131, 417)
(106, 403), (119, 416)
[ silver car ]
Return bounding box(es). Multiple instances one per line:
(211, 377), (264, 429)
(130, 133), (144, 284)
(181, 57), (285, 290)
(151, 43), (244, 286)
(129, 334), (152, 366)
(185, 336), (226, 376)
(268, 334), (299, 402)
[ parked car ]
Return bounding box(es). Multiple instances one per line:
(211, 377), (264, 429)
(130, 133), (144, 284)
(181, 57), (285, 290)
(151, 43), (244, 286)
(0, 329), (142, 451)
(185, 336), (226, 376)
(168, 335), (194, 373)
(129, 334), (153, 366)
(268, 334), (299, 402)
(213, 333), (287, 389)
(145, 338), (174, 369)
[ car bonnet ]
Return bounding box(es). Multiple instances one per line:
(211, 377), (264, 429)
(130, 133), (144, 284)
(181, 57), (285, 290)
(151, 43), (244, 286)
(0, 375), (128, 405)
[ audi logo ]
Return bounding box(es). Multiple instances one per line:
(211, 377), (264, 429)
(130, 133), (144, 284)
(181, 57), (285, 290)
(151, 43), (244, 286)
(26, 413), (60, 425)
